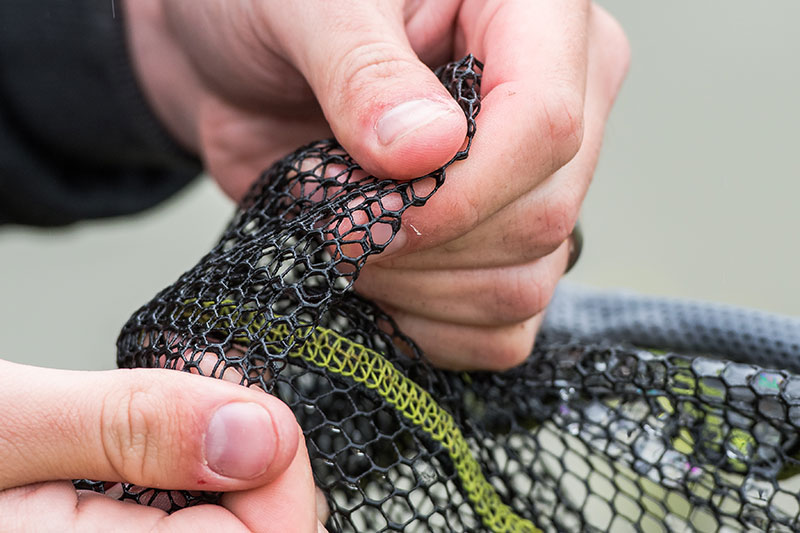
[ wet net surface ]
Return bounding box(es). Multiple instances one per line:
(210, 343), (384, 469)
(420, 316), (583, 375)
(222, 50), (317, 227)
(76, 56), (800, 532)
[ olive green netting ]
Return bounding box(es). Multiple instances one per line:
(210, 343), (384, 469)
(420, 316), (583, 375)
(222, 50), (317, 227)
(76, 56), (800, 532)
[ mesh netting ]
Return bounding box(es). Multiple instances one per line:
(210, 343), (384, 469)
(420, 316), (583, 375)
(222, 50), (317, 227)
(76, 56), (800, 532)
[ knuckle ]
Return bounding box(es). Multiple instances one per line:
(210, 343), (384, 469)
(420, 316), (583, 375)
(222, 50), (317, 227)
(537, 187), (581, 252)
(100, 383), (173, 483)
(490, 269), (549, 325)
(330, 41), (420, 105)
(453, 190), (485, 234)
(539, 87), (585, 170)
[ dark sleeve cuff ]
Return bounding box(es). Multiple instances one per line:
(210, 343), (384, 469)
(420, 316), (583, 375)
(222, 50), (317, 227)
(0, 0), (202, 226)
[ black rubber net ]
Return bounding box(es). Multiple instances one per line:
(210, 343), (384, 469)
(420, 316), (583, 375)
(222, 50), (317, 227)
(76, 56), (800, 532)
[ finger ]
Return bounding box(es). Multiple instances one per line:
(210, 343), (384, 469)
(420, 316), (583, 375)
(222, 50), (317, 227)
(265, 0), (468, 180)
(357, 241), (569, 327)
(0, 481), (251, 533)
(378, 4), (631, 269)
(388, 310), (547, 372)
(189, 356), (330, 531)
(0, 360), (299, 492)
(402, 0), (461, 66)
(159, 355), (328, 531)
(200, 100), (333, 201)
(222, 431), (320, 533)
(377, 0), (590, 259)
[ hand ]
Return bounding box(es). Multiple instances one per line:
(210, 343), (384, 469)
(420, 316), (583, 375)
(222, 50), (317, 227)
(125, 0), (630, 370)
(0, 359), (325, 532)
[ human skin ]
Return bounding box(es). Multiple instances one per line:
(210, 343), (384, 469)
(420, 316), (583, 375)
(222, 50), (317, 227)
(0, 1), (629, 530)
(0, 360), (325, 532)
(128, 0), (630, 370)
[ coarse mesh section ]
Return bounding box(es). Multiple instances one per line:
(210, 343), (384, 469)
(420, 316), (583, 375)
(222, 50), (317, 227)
(75, 56), (800, 532)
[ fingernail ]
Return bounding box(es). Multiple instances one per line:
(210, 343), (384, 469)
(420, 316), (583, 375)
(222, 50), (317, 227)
(376, 99), (460, 146)
(318, 523), (329, 533)
(205, 402), (276, 479)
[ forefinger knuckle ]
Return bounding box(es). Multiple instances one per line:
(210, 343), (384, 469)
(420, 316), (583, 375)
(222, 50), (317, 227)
(536, 185), (582, 253)
(538, 87), (585, 172)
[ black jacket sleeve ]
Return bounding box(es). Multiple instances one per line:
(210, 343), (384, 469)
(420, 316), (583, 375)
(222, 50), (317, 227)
(0, 0), (202, 227)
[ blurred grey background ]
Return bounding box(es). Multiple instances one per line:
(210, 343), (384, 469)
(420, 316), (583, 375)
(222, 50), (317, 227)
(1, 1), (798, 370)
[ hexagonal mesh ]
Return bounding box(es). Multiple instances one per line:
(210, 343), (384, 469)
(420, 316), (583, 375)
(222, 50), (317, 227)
(75, 56), (800, 532)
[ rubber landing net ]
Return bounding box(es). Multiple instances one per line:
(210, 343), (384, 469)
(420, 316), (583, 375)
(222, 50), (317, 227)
(76, 56), (800, 532)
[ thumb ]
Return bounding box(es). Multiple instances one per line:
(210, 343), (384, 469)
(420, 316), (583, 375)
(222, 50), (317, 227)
(269, 1), (467, 179)
(0, 359), (299, 492)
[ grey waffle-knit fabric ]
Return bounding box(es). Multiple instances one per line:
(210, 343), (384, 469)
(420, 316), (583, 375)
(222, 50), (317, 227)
(543, 282), (800, 372)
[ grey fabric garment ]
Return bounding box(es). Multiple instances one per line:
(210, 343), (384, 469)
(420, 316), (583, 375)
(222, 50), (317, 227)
(544, 282), (800, 372)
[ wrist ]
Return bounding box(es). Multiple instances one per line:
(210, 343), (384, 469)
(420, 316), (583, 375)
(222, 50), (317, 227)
(123, 0), (203, 153)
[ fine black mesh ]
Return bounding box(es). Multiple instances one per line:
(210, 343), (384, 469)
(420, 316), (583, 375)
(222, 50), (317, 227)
(76, 57), (800, 532)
